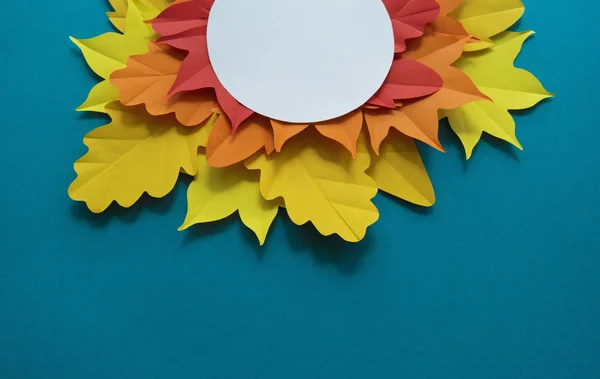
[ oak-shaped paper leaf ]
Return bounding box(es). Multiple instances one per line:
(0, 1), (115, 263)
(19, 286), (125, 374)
(366, 130), (435, 206)
(111, 42), (217, 126)
(245, 130), (379, 242)
(72, 0), (156, 113)
(179, 155), (279, 245)
(206, 114), (275, 168)
(68, 103), (215, 213)
(153, 1), (253, 132)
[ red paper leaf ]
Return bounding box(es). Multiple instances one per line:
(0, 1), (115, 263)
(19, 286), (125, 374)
(368, 58), (443, 108)
(383, 0), (440, 53)
(157, 26), (253, 132)
(152, 0), (213, 37)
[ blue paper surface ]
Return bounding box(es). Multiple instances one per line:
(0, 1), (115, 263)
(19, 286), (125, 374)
(1, 1), (599, 378)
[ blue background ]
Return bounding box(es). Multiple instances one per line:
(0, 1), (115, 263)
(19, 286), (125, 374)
(1, 0), (599, 378)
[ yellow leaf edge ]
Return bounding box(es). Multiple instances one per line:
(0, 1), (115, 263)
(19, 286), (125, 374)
(445, 30), (553, 159)
(68, 107), (216, 214)
(177, 154), (281, 246)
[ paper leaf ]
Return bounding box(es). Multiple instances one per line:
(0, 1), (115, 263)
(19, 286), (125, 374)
(368, 59), (443, 108)
(270, 110), (363, 156)
(435, 0), (463, 15)
(463, 40), (495, 52)
(111, 42), (216, 126)
(108, 0), (173, 32)
(451, 0), (524, 43)
(76, 80), (119, 113)
(206, 115), (274, 168)
(365, 65), (487, 153)
(157, 27), (253, 132)
(68, 103), (214, 213)
(71, 0), (154, 80)
(445, 100), (523, 159)
(363, 27), (487, 153)
(270, 120), (309, 152)
(107, 0), (129, 31)
(179, 154), (279, 245)
(455, 31), (553, 110)
(366, 130), (435, 207)
(245, 130), (379, 242)
(382, 0), (440, 53)
(403, 31), (469, 69)
(152, 0), (213, 37)
(314, 110), (364, 157)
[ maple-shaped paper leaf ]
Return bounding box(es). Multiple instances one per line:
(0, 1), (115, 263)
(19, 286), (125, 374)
(445, 101), (522, 159)
(313, 110), (365, 157)
(153, 1), (253, 132)
(72, 0), (156, 113)
(403, 33), (468, 70)
(451, 0), (524, 47)
(206, 114), (274, 168)
(365, 32), (487, 153)
(76, 80), (120, 113)
(454, 31), (553, 110)
(366, 130), (435, 207)
(179, 154), (279, 245)
(111, 42), (217, 126)
(368, 58), (443, 108)
(245, 130), (379, 243)
(268, 111), (363, 156)
(152, 0), (213, 37)
(72, 0), (154, 80)
(108, 0), (173, 32)
(382, 0), (440, 53)
(423, 0), (471, 53)
(68, 103), (215, 213)
(445, 31), (552, 158)
(270, 120), (310, 153)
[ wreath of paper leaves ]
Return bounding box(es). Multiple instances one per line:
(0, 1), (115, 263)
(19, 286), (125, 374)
(69, 0), (551, 244)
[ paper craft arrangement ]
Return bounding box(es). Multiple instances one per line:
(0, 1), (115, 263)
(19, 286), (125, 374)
(70, 0), (551, 244)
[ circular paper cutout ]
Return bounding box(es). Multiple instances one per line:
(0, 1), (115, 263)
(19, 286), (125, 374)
(207, 0), (394, 123)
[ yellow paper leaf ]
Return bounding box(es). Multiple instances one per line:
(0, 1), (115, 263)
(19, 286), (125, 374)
(68, 103), (214, 213)
(446, 31), (551, 157)
(71, 0), (155, 80)
(73, 0), (161, 113)
(366, 131), (435, 207)
(454, 31), (553, 110)
(179, 155), (279, 245)
(108, 0), (172, 33)
(76, 80), (119, 113)
(452, 0), (524, 43)
(245, 130), (379, 242)
(463, 40), (494, 52)
(445, 101), (523, 159)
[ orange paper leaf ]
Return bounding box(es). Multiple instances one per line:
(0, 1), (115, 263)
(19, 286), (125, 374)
(271, 120), (309, 152)
(206, 115), (275, 168)
(314, 110), (364, 157)
(365, 65), (487, 153)
(111, 43), (217, 126)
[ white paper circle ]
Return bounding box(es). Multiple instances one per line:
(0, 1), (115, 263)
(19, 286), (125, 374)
(207, 0), (394, 123)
